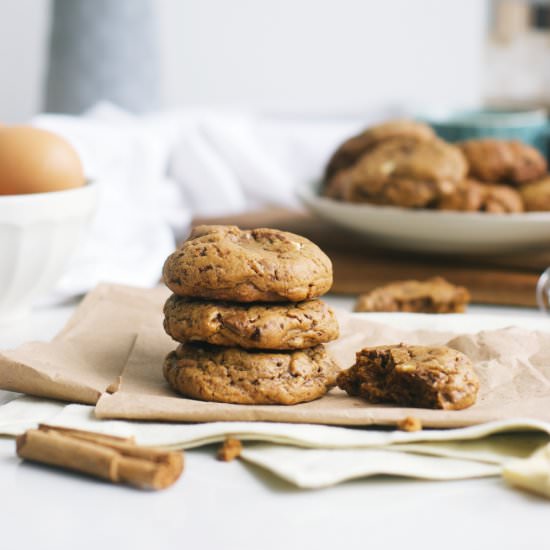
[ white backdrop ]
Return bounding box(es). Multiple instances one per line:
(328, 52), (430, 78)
(0, 0), (488, 123)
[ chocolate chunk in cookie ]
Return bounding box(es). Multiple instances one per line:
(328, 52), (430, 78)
(328, 137), (467, 207)
(337, 344), (479, 410)
(520, 176), (550, 211)
(459, 139), (547, 185)
(163, 225), (332, 302)
(324, 119), (435, 181)
(354, 277), (470, 314)
(163, 295), (339, 350)
(164, 343), (339, 405)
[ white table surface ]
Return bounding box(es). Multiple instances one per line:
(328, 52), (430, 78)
(0, 296), (549, 550)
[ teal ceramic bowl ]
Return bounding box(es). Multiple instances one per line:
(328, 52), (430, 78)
(420, 109), (550, 157)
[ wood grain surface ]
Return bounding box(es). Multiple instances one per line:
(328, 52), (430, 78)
(194, 209), (549, 307)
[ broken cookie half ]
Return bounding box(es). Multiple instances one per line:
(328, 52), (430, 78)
(337, 344), (479, 410)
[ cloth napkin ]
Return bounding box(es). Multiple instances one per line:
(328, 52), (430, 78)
(33, 103), (389, 302)
(0, 396), (548, 491)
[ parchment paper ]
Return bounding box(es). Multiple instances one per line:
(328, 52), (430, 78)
(0, 284), (169, 404)
(2, 284), (550, 428)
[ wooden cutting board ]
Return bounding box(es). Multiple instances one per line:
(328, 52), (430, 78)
(194, 209), (549, 307)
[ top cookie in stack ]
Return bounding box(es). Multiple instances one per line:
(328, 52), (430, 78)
(161, 225), (340, 405)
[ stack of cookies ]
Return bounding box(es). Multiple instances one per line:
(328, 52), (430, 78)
(161, 225), (340, 405)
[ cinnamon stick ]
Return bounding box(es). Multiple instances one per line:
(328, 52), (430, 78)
(16, 425), (184, 490)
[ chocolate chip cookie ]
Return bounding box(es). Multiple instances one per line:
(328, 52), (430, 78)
(519, 176), (550, 211)
(438, 179), (524, 213)
(163, 225), (333, 302)
(482, 183), (524, 213)
(163, 343), (339, 405)
(324, 119), (435, 181)
(437, 179), (486, 211)
(337, 344), (479, 410)
(459, 139), (547, 185)
(327, 137), (467, 207)
(354, 277), (470, 313)
(163, 295), (339, 349)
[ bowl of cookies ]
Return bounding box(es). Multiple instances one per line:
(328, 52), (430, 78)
(298, 119), (550, 254)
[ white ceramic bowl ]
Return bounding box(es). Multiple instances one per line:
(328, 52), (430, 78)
(0, 182), (98, 320)
(298, 180), (550, 254)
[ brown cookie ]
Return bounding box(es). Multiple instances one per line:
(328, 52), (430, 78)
(459, 139), (547, 185)
(163, 295), (339, 350)
(324, 169), (350, 200)
(438, 179), (524, 213)
(163, 343), (339, 405)
(328, 137), (467, 207)
(482, 183), (524, 213)
(324, 119), (435, 181)
(337, 344), (479, 410)
(519, 176), (550, 211)
(437, 179), (486, 211)
(354, 277), (470, 313)
(163, 225), (333, 302)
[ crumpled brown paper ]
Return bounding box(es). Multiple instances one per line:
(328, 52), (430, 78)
(0, 285), (168, 404)
(1, 283), (550, 428)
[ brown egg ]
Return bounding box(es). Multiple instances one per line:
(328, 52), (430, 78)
(0, 126), (85, 195)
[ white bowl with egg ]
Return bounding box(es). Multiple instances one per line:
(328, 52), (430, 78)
(0, 125), (96, 320)
(0, 182), (99, 319)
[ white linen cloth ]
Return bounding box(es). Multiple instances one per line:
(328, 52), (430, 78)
(1, 397), (548, 491)
(33, 103), (389, 301)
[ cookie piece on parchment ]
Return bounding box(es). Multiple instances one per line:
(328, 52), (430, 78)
(163, 225), (332, 303)
(163, 295), (339, 350)
(163, 343), (340, 405)
(337, 344), (479, 410)
(354, 277), (470, 314)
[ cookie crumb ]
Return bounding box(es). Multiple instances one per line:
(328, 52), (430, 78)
(217, 438), (243, 461)
(397, 416), (422, 432)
